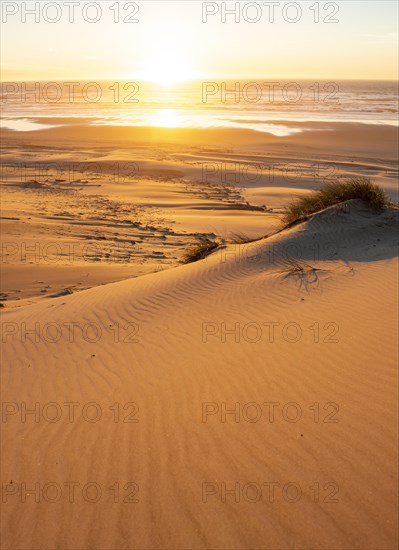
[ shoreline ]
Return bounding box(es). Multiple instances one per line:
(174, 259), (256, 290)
(2, 120), (398, 156)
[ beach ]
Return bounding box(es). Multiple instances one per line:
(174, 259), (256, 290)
(1, 0), (399, 544)
(1, 120), (397, 304)
(1, 114), (398, 548)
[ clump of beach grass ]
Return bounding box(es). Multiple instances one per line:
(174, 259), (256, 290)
(183, 238), (220, 264)
(282, 178), (390, 226)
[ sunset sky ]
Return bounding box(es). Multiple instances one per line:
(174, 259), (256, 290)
(1, 0), (398, 81)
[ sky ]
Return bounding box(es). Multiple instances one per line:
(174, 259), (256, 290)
(1, 1), (398, 81)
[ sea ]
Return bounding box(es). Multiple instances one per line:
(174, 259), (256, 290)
(1, 79), (398, 137)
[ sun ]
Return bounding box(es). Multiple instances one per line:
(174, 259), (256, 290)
(138, 49), (197, 86)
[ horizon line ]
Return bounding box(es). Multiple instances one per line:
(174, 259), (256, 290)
(1, 76), (398, 83)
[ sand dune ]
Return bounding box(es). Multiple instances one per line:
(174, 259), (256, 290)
(1, 199), (398, 549)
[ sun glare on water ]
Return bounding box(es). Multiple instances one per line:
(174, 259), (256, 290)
(152, 109), (180, 128)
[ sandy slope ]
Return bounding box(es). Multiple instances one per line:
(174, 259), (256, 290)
(1, 200), (398, 549)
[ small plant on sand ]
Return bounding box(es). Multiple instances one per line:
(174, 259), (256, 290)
(282, 178), (390, 225)
(279, 259), (322, 274)
(183, 238), (220, 264)
(279, 259), (325, 291)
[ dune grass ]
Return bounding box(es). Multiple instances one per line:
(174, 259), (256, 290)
(282, 178), (390, 225)
(183, 238), (220, 263)
(183, 180), (390, 264)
